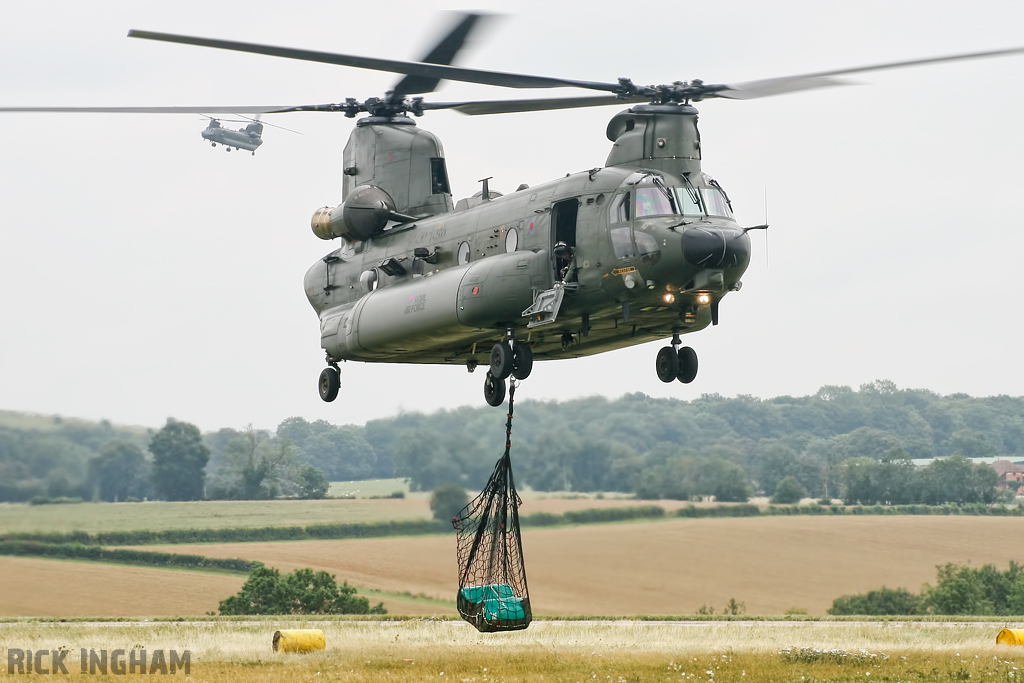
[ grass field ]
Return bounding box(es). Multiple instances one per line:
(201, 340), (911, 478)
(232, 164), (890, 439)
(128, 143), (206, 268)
(0, 496), (702, 535)
(132, 515), (1024, 617)
(1, 619), (1021, 682)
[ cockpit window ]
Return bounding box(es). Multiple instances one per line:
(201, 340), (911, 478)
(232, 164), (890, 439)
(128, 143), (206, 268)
(673, 187), (703, 215)
(635, 187), (674, 217)
(609, 192), (631, 223)
(700, 188), (733, 217)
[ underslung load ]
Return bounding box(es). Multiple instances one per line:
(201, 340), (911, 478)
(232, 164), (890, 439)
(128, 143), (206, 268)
(453, 381), (531, 632)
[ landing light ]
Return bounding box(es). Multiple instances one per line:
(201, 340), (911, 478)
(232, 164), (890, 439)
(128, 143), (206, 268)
(663, 293), (676, 304)
(696, 292), (712, 305)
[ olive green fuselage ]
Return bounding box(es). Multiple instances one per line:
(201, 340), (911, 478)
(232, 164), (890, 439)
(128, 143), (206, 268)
(303, 103), (751, 366)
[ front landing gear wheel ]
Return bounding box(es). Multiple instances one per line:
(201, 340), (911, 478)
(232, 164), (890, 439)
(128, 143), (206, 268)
(483, 371), (506, 407)
(489, 342), (514, 380)
(655, 346), (680, 383)
(318, 367), (340, 402)
(512, 341), (533, 380)
(677, 346), (698, 384)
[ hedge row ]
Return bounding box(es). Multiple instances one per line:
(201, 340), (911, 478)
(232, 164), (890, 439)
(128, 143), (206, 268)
(4, 502), (1020, 547)
(676, 502), (1024, 518)
(0, 506), (668, 546)
(0, 541), (257, 572)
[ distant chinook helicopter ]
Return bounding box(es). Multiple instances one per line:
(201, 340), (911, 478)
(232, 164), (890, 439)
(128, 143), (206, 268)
(201, 117), (264, 154)
(2, 15), (1023, 407)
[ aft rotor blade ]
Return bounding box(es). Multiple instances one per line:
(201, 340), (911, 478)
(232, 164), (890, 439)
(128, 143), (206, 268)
(127, 30), (623, 93)
(715, 45), (1024, 99)
(423, 94), (650, 115)
(0, 105), (309, 114)
(392, 12), (488, 97)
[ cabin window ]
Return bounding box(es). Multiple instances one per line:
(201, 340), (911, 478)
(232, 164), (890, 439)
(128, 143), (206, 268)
(457, 241), (471, 265)
(430, 158), (451, 195)
(634, 187), (675, 217)
(610, 227), (635, 259)
(359, 269), (379, 292)
(505, 227), (518, 253)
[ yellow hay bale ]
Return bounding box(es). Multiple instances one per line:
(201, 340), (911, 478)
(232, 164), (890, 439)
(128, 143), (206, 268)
(996, 629), (1024, 646)
(272, 629), (326, 653)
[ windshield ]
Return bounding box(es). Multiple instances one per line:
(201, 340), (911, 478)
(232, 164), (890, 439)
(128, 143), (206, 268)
(635, 187), (675, 217)
(616, 175), (735, 220)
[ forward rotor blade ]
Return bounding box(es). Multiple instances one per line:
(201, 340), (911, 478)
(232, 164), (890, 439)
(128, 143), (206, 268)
(422, 94), (649, 115)
(0, 105), (307, 114)
(393, 12), (488, 97)
(127, 30), (622, 93)
(715, 45), (1024, 100)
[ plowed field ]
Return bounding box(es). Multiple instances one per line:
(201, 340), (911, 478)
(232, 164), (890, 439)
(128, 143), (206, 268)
(143, 515), (1024, 616)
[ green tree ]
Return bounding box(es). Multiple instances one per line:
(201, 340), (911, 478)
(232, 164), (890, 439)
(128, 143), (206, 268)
(149, 418), (210, 501)
(430, 482), (469, 522)
(222, 426), (293, 499)
(296, 464), (330, 499)
(88, 440), (152, 501)
(218, 566), (384, 615)
(770, 476), (807, 504)
(828, 587), (923, 615)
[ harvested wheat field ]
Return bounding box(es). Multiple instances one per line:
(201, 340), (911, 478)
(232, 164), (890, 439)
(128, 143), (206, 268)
(147, 516), (1024, 616)
(1, 619), (1022, 683)
(0, 557), (245, 617)
(0, 557), (448, 618)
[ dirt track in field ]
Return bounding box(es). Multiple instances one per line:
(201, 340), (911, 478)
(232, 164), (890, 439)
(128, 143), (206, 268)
(143, 515), (1024, 616)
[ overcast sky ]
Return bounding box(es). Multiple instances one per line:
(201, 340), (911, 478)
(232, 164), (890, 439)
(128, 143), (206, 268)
(1, 0), (1022, 432)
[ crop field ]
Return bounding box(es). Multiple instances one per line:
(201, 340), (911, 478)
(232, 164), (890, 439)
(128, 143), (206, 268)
(0, 496), (700, 535)
(0, 557), (448, 618)
(1, 619), (1021, 683)
(138, 515), (1024, 617)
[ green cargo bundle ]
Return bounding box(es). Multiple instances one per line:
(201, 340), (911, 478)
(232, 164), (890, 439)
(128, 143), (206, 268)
(453, 382), (531, 633)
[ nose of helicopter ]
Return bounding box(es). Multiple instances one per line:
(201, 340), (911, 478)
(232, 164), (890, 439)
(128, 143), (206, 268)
(681, 226), (751, 269)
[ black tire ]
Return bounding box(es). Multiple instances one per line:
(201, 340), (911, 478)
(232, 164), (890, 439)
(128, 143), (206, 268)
(677, 346), (698, 384)
(655, 346), (680, 383)
(318, 367), (340, 402)
(483, 372), (506, 407)
(512, 341), (534, 380)
(489, 342), (514, 380)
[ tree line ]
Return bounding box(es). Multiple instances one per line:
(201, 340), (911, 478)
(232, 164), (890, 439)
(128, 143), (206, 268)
(1, 380), (1022, 503)
(829, 561), (1024, 615)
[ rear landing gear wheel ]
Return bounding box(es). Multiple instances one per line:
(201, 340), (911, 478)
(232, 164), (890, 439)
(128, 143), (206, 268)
(318, 367), (340, 402)
(489, 342), (514, 380)
(677, 346), (698, 384)
(655, 346), (680, 383)
(483, 371), (506, 407)
(511, 341), (533, 380)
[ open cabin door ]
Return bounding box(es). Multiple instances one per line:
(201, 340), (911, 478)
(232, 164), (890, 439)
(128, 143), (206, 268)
(551, 198), (579, 282)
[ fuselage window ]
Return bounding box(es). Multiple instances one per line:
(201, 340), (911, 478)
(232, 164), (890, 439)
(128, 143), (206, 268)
(610, 227), (635, 259)
(634, 187), (675, 217)
(457, 241), (471, 265)
(505, 227), (518, 253)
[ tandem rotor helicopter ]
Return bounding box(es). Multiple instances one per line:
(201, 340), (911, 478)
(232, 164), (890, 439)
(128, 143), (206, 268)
(4, 14), (1023, 408)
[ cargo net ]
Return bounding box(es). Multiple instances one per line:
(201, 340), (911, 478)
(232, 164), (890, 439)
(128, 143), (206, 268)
(453, 380), (531, 632)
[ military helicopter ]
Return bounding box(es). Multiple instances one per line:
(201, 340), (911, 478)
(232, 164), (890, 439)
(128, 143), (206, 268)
(201, 116), (264, 154)
(3, 15), (1023, 408)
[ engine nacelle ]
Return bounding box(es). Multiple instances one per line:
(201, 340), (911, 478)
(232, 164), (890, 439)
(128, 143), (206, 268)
(310, 185), (397, 242)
